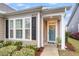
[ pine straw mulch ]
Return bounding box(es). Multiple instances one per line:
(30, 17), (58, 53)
(35, 47), (44, 56)
(58, 42), (76, 56)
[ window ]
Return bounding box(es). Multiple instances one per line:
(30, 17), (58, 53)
(25, 18), (30, 28)
(16, 19), (22, 38)
(10, 30), (13, 38)
(9, 17), (31, 40)
(16, 30), (22, 38)
(16, 19), (22, 28)
(25, 18), (31, 39)
(9, 20), (14, 38)
(25, 30), (30, 39)
(10, 20), (13, 29)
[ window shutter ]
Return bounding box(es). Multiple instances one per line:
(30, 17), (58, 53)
(6, 20), (8, 38)
(32, 17), (36, 40)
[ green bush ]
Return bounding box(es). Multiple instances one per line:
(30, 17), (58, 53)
(20, 48), (35, 56)
(12, 48), (35, 56)
(0, 40), (4, 43)
(26, 45), (36, 50)
(3, 41), (12, 46)
(0, 43), (3, 48)
(13, 41), (22, 46)
(65, 32), (69, 43)
(57, 37), (61, 45)
(12, 51), (26, 56)
(16, 45), (22, 50)
(0, 45), (17, 56)
(12, 41), (23, 50)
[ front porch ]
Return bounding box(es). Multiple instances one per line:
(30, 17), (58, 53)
(36, 12), (65, 50)
(43, 16), (60, 45)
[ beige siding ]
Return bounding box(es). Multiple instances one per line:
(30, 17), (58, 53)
(43, 20), (47, 44)
(0, 17), (5, 40)
(57, 20), (60, 37)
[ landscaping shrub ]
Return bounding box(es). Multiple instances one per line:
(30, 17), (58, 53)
(12, 51), (26, 56)
(26, 45), (37, 50)
(56, 37), (61, 45)
(0, 45), (17, 56)
(70, 32), (79, 40)
(16, 45), (22, 50)
(21, 48), (35, 56)
(0, 43), (3, 48)
(3, 41), (12, 46)
(13, 41), (22, 46)
(0, 40), (4, 43)
(12, 41), (23, 50)
(65, 32), (69, 43)
(12, 48), (35, 56)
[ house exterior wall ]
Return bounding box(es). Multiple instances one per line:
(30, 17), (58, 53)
(57, 20), (60, 37)
(43, 20), (47, 45)
(68, 6), (79, 33)
(6, 12), (37, 45)
(0, 17), (5, 40)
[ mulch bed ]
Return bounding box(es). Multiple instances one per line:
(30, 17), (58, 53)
(57, 43), (75, 51)
(57, 44), (76, 56)
(66, 42), (75, 51)
(35, 47), (44, 56)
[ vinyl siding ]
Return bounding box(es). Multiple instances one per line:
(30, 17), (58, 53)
(68, 6), (79, 33)
(0, 17), (5, 39)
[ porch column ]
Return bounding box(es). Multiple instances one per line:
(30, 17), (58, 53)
(60, 15), (65, 50)
(36, 12), (41, 48)
(41, 16), (44, 47)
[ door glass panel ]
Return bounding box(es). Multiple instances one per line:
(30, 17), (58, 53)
(49, 25), (55, 41)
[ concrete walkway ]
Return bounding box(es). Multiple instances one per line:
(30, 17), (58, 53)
(41, 44), (59, 56)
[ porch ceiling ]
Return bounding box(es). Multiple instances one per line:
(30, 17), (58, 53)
(43, 16), (61, 20)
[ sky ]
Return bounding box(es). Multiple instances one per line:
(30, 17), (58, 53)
(6, 3), (75, 25)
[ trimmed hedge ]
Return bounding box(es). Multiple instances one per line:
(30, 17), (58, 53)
(13, 41), (22, 46)
(0, 45), (17, 56)
(3, 41), (12, 46)
(26, 45), (36, 50)
(0, 40), (4, 43)
(0, 43), (3, 48)
(12, 48), (35, 56)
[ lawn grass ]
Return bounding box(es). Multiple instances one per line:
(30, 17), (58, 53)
(68, 37), (79, 55)
(58, 37), (79, 56)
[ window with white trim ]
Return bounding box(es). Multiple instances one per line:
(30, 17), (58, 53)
(9, 20), (13, 38)
(8, 17), (31, 40)
(16, 19), (22, 39)
(25, 18), (31, 39)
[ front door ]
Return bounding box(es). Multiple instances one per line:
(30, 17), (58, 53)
(47, 21), (56, 43)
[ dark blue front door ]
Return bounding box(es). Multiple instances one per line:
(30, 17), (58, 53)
(49, 25), (55, 42)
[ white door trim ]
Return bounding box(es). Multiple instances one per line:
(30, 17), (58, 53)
(47, 20), (57, 43)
